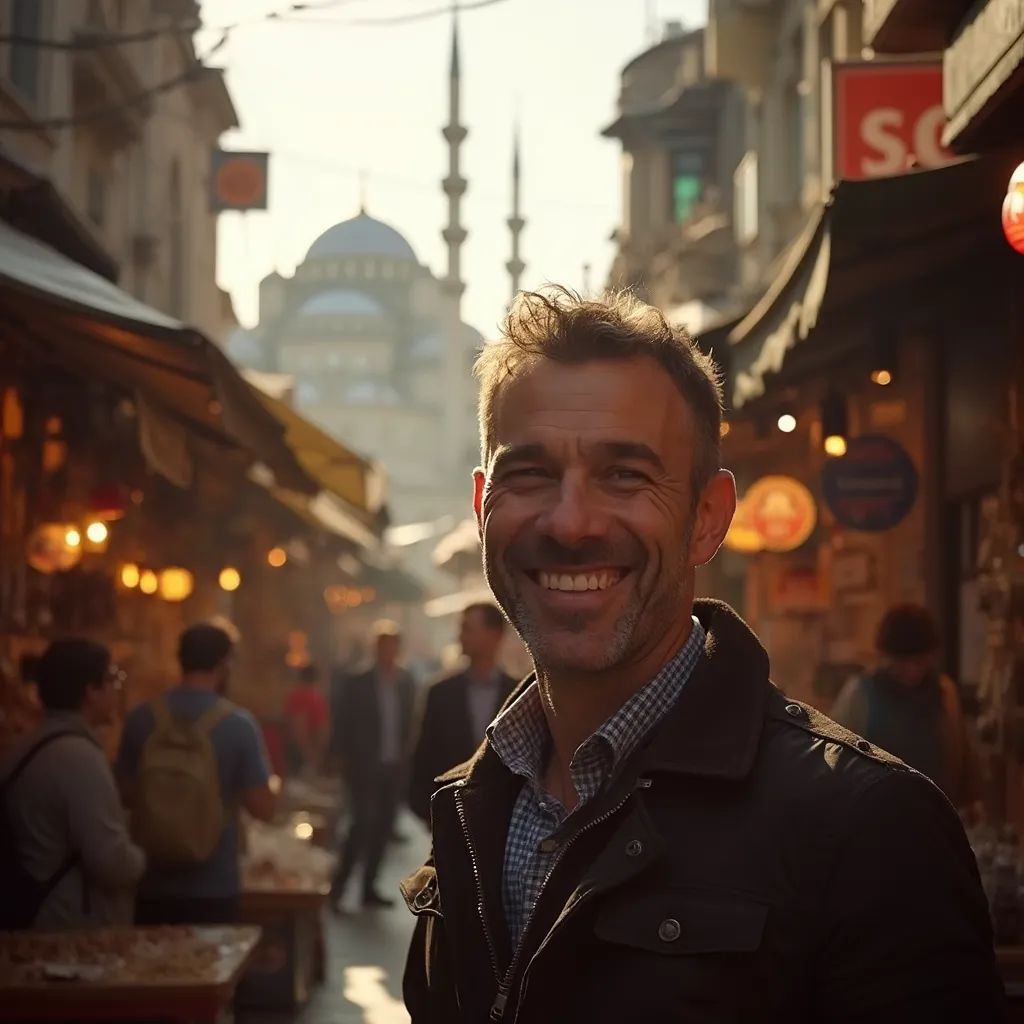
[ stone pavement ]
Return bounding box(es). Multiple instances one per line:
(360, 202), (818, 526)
(242, 813), (428, 1024)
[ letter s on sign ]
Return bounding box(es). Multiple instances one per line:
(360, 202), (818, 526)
(860, 108), (906, 176)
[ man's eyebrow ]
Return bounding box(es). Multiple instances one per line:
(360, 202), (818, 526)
(490, 443), (548, 472)
(595, 441), (666, 472)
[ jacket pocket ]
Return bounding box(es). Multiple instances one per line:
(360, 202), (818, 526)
(594, 886), (768, 956)
(400, 863), (443, 919)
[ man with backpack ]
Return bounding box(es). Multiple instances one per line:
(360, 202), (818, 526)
(0, 639), (145, 929)
(117, 620), (276, 925)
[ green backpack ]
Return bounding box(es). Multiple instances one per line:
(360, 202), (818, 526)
(133, 698), (230, 867)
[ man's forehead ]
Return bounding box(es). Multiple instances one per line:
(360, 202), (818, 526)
(491, 356), (691, 445)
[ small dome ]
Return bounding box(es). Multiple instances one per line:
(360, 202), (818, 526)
(297, 289), (384, 318)
(306, 212), (417, 263)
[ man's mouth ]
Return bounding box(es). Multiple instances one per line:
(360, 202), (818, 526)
(528, 569), (627, 593)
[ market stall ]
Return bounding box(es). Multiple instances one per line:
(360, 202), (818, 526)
(236, 818), (335, 1011)
(0, 925), (260, 1023)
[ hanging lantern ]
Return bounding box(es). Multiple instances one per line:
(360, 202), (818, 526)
(2, 388), (23, 440)
(26, 523), (82, 574)
(120, 563), (141, 589)
(1002, 161), (1024, 255)
(139, 570), (159, 595)
(158, 567), (194, 603)
(86, 483), (130, 522)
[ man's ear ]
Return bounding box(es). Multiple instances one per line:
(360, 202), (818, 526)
(689, 471), (737, 567)
(473, 470), (486, 536)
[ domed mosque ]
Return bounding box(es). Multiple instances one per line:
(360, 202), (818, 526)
(229, 20), (525, 607)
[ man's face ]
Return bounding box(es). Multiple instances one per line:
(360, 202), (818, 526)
(84, 665), (122, 727)
(377, 634), (401, 670)
(459, 609), (501, 663)
(888, 654), (935, 687)
(474, 356), (734, 675)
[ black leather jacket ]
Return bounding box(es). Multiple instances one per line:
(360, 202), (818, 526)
(402, 600), (1003, 1023)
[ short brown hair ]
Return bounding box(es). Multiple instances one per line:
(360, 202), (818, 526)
(876, 604), (938, 658)
(475, 287), (724, 492)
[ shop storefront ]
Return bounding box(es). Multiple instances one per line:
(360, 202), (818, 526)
(710, 152), (1022, 713)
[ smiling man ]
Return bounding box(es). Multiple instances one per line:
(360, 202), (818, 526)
(401, 288), (1002, 1023)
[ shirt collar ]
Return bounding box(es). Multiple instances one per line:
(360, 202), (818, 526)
(487, 616), (706, 788)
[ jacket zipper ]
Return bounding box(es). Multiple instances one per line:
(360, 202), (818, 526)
(454, 786), (502, 985)
(490, 788), (637, 1022)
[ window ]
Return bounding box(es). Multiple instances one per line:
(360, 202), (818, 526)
(86, 166), (106, 227)
(9, 0), (42, 102)
(670, 151), (704, 224)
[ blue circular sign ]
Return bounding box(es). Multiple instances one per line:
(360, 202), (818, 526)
(822, 434), (919, 532)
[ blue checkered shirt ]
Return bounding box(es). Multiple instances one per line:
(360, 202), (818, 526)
(487, 617), (706, 946)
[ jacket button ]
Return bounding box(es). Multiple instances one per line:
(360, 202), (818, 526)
(658, 918), (681, 942)
(625, 839), (643, 858)
(856, 739), (872, 753)
(785, 703), (804, 718)
(414, 888), (434, 909)
(539, 838), (559, 853)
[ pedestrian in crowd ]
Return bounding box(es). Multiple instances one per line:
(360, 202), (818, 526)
(117, 621), (276, 925)
(330, 620), (416, 910)
(0, 640), (145, 929)
(832, 603), (983, 814)
(284, 662), (330, 777)
(409, 602), (516, 823)
(402, 288), (1002, 1022)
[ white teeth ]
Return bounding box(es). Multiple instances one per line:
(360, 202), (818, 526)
(537, 571), (621, 592)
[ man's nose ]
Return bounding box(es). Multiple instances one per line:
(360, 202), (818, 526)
(536, 477), (607, 549)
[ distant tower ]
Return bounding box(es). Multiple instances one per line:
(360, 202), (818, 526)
(442, 14), (468, 313)
(441, 11), (469, 476)
(506, 126), (526, 303)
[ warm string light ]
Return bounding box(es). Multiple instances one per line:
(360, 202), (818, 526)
(139, 570), (159, 595)
(121, 563), (141, 589)
(267, 547), (287, 568)
(64, 527), (81, 549)
(777, 413), (797, 433)
(219, 567), (242, 592)
(85, 521), (108, 544)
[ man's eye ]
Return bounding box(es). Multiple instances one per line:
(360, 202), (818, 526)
(608, 467), (648, 483)
(507, 467), (549, 481)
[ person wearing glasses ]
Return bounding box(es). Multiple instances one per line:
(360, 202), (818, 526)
(0, 639), (145, 929)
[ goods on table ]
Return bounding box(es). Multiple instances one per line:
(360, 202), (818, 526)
(243, 820), (334, 893)
(0, 926), (235, 986)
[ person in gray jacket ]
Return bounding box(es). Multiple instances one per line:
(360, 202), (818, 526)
(0, 639), (145, 928)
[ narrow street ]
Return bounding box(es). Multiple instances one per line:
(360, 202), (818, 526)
(238, 813), (426, 1024)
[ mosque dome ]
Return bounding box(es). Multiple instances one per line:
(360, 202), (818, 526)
(306, 212), (417, 263)
(297, 289), (385, 318)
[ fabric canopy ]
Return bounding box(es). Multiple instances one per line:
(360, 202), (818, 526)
(256, 392), (386, 517)
(726, 153), (1024, 409)
(0, 219), (313, 493)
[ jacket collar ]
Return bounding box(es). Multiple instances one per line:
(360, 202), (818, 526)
(436, 600), (772, 790)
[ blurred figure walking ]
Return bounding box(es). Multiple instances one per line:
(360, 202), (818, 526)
(409, 603), (515, 823)
(284, 663), (330, 777)
(832, 603), (983, 813)
(330, 621), (416, 909)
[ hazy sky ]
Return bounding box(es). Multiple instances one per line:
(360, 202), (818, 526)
(199, 0), (706, 340)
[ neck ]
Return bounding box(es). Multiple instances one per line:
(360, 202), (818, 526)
(538, 610), (694, 778)
(180, 672), (217, 691)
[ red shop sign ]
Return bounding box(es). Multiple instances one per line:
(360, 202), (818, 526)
(832, 61), (957, 180)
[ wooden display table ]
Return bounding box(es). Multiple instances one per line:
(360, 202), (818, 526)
(236, 884), (329, 1010)
(0, 925), (260, 1023)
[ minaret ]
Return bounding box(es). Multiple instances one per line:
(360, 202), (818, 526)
(441, 11), (468, 477)
(442, 15), (467, 313)
(506, 126), (526, 303)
